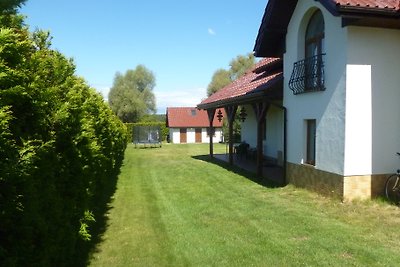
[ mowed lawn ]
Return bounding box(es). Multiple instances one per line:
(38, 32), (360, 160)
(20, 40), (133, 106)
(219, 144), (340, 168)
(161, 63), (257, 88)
(89, 143), (400, 266)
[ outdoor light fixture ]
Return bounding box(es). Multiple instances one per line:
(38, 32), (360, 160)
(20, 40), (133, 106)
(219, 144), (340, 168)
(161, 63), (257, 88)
(216, 109), (223, 122)
(239, 106), (247, 122)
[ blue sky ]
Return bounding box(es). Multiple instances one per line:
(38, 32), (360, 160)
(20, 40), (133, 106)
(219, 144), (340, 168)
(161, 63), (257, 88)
(20, 0), (268, 114)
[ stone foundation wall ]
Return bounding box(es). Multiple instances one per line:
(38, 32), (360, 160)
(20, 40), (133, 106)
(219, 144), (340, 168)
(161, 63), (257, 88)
(287, 162), (388, 201)
(343, 174), (387, 200)
(287, 163), (343, 198)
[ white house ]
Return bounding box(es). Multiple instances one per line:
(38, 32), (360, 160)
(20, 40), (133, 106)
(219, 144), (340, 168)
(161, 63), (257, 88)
(166, 107), (223, 144)
(255, 0), (400, 200)
(200, 0), (400, 201)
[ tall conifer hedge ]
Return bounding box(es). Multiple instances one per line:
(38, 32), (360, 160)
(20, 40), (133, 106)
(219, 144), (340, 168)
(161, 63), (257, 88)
(0, 3), (127, 266)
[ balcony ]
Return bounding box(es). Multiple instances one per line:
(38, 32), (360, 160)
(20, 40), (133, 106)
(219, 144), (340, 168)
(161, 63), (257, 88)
(289, 54), (325, 95)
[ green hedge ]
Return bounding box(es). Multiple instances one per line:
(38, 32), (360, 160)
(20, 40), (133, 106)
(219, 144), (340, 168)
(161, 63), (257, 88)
(0, 9), (127, 267)
(125, 122), (168, 142)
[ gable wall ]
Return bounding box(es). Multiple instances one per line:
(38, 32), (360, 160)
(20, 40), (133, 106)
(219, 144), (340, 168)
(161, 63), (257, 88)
(345, 26), (400, 175)
(284, 0), (347, 175)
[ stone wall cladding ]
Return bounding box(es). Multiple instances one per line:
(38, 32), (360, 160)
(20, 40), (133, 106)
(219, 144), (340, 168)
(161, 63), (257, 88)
(344, 174), (387, 200)
(287, 162), (388, 201)
(287, 163), (343, 199)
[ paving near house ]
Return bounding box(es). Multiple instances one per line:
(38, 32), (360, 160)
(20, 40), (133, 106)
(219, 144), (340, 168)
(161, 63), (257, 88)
(88, 143), (400, 266)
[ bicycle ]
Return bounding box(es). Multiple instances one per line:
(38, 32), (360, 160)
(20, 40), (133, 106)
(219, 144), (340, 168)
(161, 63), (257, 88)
(385, 152), (400, 205)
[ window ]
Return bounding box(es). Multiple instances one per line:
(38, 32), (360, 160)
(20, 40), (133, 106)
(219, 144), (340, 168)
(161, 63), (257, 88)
(305, 10), (324, 62)
(306, 119), (316, 165)
(191, 109), (197, 116)
(289, 10), (325, 94)
(305, 10), (325, 91)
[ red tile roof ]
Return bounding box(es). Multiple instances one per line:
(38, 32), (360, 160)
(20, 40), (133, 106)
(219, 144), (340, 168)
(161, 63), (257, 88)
(334, 0), (400, 10)
(166, 107), (224, 128)
(198, 58), (283, 107)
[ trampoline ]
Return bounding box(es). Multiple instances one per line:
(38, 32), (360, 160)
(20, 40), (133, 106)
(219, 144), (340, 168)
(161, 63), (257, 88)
(133, 125), (162, 148)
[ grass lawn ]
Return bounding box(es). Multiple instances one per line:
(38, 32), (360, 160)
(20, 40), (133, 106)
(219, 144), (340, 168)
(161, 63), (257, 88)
(88, 143), (400, 266)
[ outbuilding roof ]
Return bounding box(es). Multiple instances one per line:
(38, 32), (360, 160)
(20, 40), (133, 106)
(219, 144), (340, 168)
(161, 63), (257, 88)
(166, 107), (223, 128)
(198, 58), (283, 110)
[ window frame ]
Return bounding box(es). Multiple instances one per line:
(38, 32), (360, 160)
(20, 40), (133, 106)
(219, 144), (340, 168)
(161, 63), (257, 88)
(304, 10), (325, 92)
(305, 119), (316, 166)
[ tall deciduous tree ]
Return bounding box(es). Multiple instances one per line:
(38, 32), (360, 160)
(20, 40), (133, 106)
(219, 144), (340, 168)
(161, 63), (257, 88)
(108, 65), (156, 123)
(206, 53), (255, 96)
(229, 53), (255, 81)
(207, 69), (231, 96)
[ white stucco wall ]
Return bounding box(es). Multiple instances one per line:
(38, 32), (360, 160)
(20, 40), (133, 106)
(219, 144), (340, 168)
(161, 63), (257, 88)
(265, 105), (284, 160)
(186, 128), (196, 143)
(201, 128), (223, 144)
(169, 127), (222, 144)
(285, 0), (400, 176)
(241, 105), (257, 147)
(345, 26), (400, 175)
(284, 0), (347, 175)
(169, 128), (181, 144)
(240, 104), (284, 160)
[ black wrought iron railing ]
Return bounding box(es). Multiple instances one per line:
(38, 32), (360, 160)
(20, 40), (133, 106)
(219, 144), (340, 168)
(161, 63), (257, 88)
(289, 54), (325, 95)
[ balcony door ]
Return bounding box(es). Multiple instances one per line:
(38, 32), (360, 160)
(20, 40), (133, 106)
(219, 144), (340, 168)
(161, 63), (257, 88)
(305, 10), (324, 91)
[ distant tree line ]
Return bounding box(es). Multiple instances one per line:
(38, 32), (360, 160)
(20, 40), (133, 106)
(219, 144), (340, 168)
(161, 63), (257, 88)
(0, 1), (127, 266)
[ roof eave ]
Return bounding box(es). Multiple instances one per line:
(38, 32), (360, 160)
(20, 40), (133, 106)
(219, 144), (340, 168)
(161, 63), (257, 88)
(254, 0), (400, 57)
(197, 75), (283, 110)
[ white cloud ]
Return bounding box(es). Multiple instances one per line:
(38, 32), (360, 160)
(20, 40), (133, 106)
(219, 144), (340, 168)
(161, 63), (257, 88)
(208, 28), (216, 35)
(155, 87), (207, 114)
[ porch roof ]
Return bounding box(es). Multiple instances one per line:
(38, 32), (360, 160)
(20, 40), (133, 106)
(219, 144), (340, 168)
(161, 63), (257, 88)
(254, 0), (400, 57)
(197, 58), (283, 110)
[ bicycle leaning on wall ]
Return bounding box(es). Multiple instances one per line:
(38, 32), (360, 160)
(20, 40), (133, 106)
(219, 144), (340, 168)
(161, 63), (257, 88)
(385, 152), (400, 205)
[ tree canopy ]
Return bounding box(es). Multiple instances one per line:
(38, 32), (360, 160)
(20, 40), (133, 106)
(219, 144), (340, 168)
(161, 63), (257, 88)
(108, 65), (156, 123)
(207, 69), (231, 97)
(0, 0), (26, 13)
(207, 53), (255, 96)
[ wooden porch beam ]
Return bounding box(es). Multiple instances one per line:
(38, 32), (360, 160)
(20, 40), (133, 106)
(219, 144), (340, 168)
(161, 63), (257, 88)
(206, 108), (216, 158)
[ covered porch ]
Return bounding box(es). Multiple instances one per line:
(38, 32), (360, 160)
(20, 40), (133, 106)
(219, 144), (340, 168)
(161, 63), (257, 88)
(214, 152), (285, 186)
(197, 58), (286, 184)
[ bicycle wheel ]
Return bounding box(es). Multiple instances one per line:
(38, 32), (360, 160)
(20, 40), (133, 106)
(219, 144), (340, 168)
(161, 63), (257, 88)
(385, 174), (400, 205)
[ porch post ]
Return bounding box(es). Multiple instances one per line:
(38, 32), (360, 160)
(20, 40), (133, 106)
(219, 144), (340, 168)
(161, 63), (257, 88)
(224, 105), (238, 165)
(252, 102), (270, 177)
(207, 108), (216, 158)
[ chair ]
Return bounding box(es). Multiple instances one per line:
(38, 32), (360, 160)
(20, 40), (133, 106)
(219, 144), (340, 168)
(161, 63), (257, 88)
(235, 142), (249, 159)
